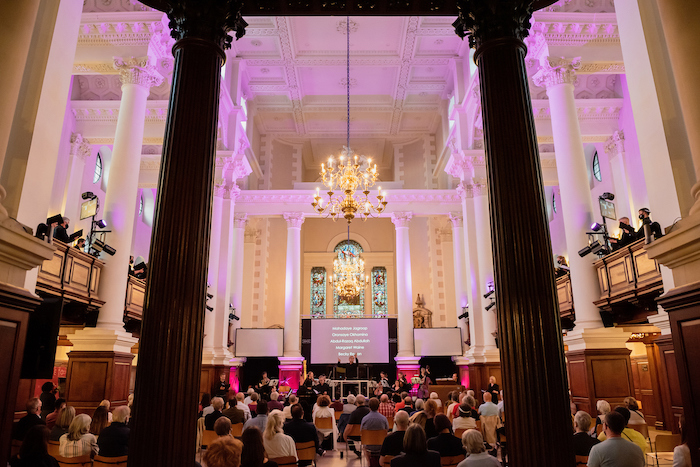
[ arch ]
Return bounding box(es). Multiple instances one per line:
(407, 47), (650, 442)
(325, 231), (371, 252)
(141, 188), (156, 227)
(97, 145), (113, 192)
(583, 144), (598, 187)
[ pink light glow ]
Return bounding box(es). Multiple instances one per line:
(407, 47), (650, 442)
(228, 367), (240, 394)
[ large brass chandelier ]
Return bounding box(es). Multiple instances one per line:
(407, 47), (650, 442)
(332, 252), (365, 301)
(311, 16), (387, 224)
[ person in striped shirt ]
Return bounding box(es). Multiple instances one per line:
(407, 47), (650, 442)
(59, 413), (98, 458)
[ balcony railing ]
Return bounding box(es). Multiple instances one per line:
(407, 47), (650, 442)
(124, 275), (146, 323)
(556, 273), (574, 322)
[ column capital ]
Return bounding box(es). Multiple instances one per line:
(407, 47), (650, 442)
(391, 212), (413, 228)
(213, 181), (240, 200)
(160, 0), (248, 51)
(452, 0), (535, 49)
(604, 130), (625, 156)
(448, 212), (464, 228)
(113, 56), (164, 88)
(70, 133), (92, 160)
(283, 212), (305, 229)
(244, 226), (259, 244)
(233, 213), (248, 229)
(532, 56), (581, 89)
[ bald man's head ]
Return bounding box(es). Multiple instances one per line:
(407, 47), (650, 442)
(483, 392), (492, 403)
(380, 394), (389, 403)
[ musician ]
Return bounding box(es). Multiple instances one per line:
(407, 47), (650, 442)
(212, 373), (230, 401)
(393, 372), (412, 393)
(256, 371), (273, 399)
(315, 374), (331, 396)
(302, 371), (315, 389)
(417, 367), (431, 400)
(378, 371), (391, 395)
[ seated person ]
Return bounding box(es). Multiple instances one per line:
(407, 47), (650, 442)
(205, 397), (226, 430)
(262, 411), (298, 460)
(215, 417), (233, 438)
(268, 392), (285, 412)
(9, 425), (58, 467)
(283, 404), (320, 462)
(224, 398), (245, 425)
(46, 399), (66, 430)
(477, 392), (499, 417)
(50, 406), (75, 442)
(282, 395), (298, 420)
(59, 414), (98, 458)
(596, 407), (647, 455)
(344, 395), (371, 457)
(360, 397), (389, 459)
(452, 403), (477, 430)
(572, 411), (599, 457)
(203, 437), (243, 467)
(243, 400), (269, 433)
(379, 410), (409, 466)
(457, 429), (500, 467)
(240, 426), (277, 467)
(390, 425), (440, 467)
(12, 398), (45, 441)
(588, 411), (644, 467)
(623, 397), (646, 425)
(97, 405), (131, 457)
(427, 414), (464, 457)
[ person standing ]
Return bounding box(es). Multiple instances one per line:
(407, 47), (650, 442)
(53, 217), (71, 243)
(213, 373), (231, 402)
(417, 367), (431, 400)
(485, 376), (499, 402)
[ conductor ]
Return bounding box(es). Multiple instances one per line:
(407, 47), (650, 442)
(338, 354), (360, 380)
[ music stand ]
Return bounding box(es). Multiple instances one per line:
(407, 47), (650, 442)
(335, 366), (346, 380)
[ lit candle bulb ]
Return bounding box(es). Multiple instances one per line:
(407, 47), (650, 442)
(368, 158), (372, 164)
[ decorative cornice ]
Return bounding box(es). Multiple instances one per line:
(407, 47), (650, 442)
(73, 62), (119, 75)
(71, 101), (168, 123)
(70, 133), (92, 160)
(448, 212), (463, 228)
(531, 98), (624, 121)
(283, 212), (305, 229)
(244, 227), (260, 243)
(391, 211), (413, 228)
(113, 56), (163, 88)
(78, 15), (165, 47)
(530, 13), (619, 47)
(532, 56), (581, 89)
(604, 130), (625, 155)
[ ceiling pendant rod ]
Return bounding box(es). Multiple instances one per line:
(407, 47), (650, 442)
(346, 15), (350, 150)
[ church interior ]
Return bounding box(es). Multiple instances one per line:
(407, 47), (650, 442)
(2, 0), (700, 466)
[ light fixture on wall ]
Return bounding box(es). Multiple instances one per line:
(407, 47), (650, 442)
(311, 16), (387, 224)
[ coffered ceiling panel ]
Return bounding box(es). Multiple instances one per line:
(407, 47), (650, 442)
(297, 66), (399, 97)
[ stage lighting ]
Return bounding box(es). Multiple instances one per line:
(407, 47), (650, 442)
(599, 192), (615, 201)
(590, 241), (609, 256)
(103, 244), (116, 256)
(229, 313), (240, 321)
(95, 219), (107, 229)
(483, 290), (495, 299)
(590, 222), (603, 232)
(485, 302), (495, 311)
(207, 293), (214, 300)
(82, 191), (96, 200)
(206, 305), (214, 312)
(458, 307), (469, 320)
(93, 239), (116, 256)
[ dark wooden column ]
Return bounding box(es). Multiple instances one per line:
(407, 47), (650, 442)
(454, 1), (574, 465)
(129, 1), (245, 466)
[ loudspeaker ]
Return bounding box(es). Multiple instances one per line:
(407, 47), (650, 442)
(21, 294), (64, 379)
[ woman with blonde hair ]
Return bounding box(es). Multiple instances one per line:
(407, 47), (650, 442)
(593, 400), (611, 434)
(262, 410), (297, 460)
(203, 436), (244, 467)
(99, 400), (113, 423)
(59, 413), (98, 458)
(409, 411), (427, 430)
(456, 429), (500, 466)
(50, 406), (75, 441)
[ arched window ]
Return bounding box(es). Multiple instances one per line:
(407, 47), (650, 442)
(333, 240), (364, 317)
(139, 195), (143, 217)
(592, 151), (602, 182)
(552, 191), (557, 214)
(371, 267), (388, 317)
(93, 153), (103, 183)
(310, 267), (326, 318)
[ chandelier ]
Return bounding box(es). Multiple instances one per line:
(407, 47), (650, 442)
(311, 16), (387, 224)
(332, 254), (365, 301)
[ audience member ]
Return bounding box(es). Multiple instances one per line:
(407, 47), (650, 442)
(313, 395), (337, 451)
(39, 382), (57, 420)
(244, 388), (256, 405)
(390, 424), (440, 467)
(588, 412), (644, 467)
(203, 437), (243, 467)
(429, 392), (442, 408)
(282, 395), (298, 420)
(12, 398), (45, 441)
(361, 397), (390, 458)
(59, 413), (98, 458)
(379, 410), (409, 466)
(263, 411), (298, 460)
(46, 398), (66, 430)
(99, 400), (113, 423)
(50, 405), (75, 441)
(623, 397), (645, 425)
(453, 403), (477, 430)
(224, 398), (246, 424)
(395, 392), (409, 412)
(399, 397), (414, 415)
(496, 391), (504, 419)
(343, 394), (358, 414)
(427, 414), (464, 456)
(594, 400), (611, 434)
(90, 405), (110, 436)
(597, 407), (647, 454)
(446, 391), (459, 419)
(409, 411), (428, 432)
(97, 405), (130, 457)
(236, 392), (252, 421)
(477, 393), (499, 417)
(206, 397), (226, 431)
(241, 427), (279, 467)
(378, 394), (395, 420)
(284, 404), (320, 463)
(9, 425), (58, 467)
(674, 415), (691, 467)
(200, 394), (212, 418)
(214, 417), (233, 437)
(414, 399), (425, 413)
(423, 399), (439, 439)
(456, 429), (500, 467)
(572, 411), (599, 457)
(268, 392), (285, 412)
(249, 393), (260, 415)
(345, 394), (371, 457)
(244, 400), (270, 433)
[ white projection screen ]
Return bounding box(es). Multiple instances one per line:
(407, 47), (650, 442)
(413, 328), (463, 356)
(235, 328), (284, 357)
(311, 318), (389, 364)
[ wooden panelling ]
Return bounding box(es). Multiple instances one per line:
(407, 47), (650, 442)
(467, 362), (501, 404)
(556, 274), (573, 318)
(65, 351), (134, 414)
(630, 355), (657, 427)
(124, 276), (146, 321)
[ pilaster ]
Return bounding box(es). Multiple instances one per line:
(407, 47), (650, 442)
(392, 212), (414, 359)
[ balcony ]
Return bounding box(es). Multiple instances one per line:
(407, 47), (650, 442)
(124, 275), (146, 332)
(556, 273), (574, 328)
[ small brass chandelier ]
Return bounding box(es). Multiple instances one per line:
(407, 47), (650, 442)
(311, 16), (387, 224)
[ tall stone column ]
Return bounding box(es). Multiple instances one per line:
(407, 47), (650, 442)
(392, 211), (419, 376)
(202, 192), (223, 363)
(229, 212), (247, 345)
(448, 212), (470, 354)
(279, 212), (304, 389)
(128, 1), (248, 464)
(453, 1), (575, 464)
(71, 57), (162, 354)
(604, 131), (634, 222)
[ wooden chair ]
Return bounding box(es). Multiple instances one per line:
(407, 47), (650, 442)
(646, 434), (682, 467)
(628, 423), (649, 439)
(440, 454), (465, 467)
(381, 455), (394, 467)
(497, 431), (508, 467)
(475, 420), (482, 432)
(315, 416), (334, 430)
(344, 425), (362, 463)
(386, 417), (394, 431)
(201, 430), (219, 448)
(269, 456), (297, 467)
(360, 430), (388, 467)
(335, 410), (343, 421)
(595, 424), (603, 437)
(94, 455), (128, 467)
(55, 454), (93, 467)
(574, 455), (588, 466)
(231, 422), (244, 438)
(296, 440), (316, 466)
(10, 439), (22, 458)
(454, 428), (466, 439)
(48, 440), (61, 457)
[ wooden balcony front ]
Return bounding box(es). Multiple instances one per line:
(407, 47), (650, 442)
(593, 239), (664, 322)
(124, 275), (146, 323)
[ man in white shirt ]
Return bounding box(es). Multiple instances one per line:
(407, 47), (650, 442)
(235, 392), (252, 421)
(588, 412), (644, 467)
(244, 388), (255, 405)
(282, 394), (298, 419)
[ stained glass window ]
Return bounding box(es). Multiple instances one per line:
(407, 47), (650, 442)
(333, 240), (364, 317)
(371, 267), (388, 317)
(310, 267), (326, 318)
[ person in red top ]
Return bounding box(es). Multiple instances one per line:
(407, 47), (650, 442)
(394, 392), (409, 413)
(378, 394), (394, 419)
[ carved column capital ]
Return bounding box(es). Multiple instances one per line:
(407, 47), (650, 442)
(113, 56), (164, 88)
(233, 213), (248, 229)
(448, 212), (464, 228)
(244, 227), (259, 244)
(604, 130), (625, 155)
(160, 0), (248, 50)
(391, 212), (413, 229)
(70, 133), (92, 160)
(213, 181), (240, 199)
(532, 56), (581, 89)
(283, 212), (305, 229)
(472, 180), (488, 198)
(452, 0), (535, 50)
